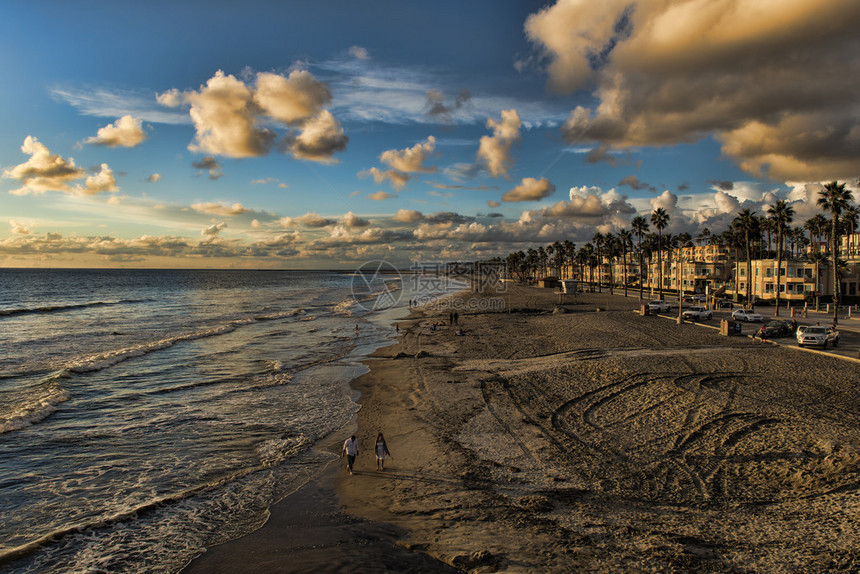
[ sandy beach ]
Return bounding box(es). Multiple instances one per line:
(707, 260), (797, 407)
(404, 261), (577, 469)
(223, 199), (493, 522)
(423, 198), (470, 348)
(186, 285), (860, 573)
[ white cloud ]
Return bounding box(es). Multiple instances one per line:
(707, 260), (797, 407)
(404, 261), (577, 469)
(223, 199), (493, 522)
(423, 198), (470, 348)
(477, 109), (521, 178)
(502, 177), (555, 202)
(3, 136), (85, 195)
(10, 220), (30, 235)
(649, 190), (678, 214)
(158, 69), (347, 162)
(342, 211), (370, 228)
(202, 221), (228, 237)
(84, 115), (146, 147)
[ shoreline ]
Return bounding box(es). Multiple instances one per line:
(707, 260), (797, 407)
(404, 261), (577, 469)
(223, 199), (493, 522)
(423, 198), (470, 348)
(185, 285), (860, 572)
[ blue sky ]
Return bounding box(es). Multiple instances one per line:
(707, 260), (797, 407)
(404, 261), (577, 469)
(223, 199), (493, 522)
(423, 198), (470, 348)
(1, 0), (858, 268)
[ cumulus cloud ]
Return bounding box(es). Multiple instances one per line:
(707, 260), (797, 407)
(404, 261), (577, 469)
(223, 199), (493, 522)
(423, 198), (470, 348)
(342, 211), (370, 228)
(531, 185), (637, 223)
(146, 173), (161, 183)
(368, 191), (394, 200)
(158, 69), (347, 162)
(84, 115), (146, 147)
(360, 167), (411, 190)
(192, 156), (224, 180)
(191, 202), (248, 216)
(202, 221), (228, 237)
(649, 189), (678, 214)
(280, 212), (336, 228)
(477, 109), (521, 178)
(360, 136), (436, 190)
(10, 220), (30, 235)
(526, 0), (860, 180)
(160, 70), (273, 158)
(501, 177), (555, 202)
(285, 110), (348, 163)
(78, 164), (118, 195)
(254, 70), (332, 125)
(392, 209), (424, 223)
(380, 136), (437, 173)
(3, 136), (86, 194)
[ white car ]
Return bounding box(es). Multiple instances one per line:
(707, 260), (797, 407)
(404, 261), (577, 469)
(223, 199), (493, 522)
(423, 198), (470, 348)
(648, 300), (672, 313)
(732, 308), (763, 322)
(682, 306), (713, 321)
(797, 325), (840, 348)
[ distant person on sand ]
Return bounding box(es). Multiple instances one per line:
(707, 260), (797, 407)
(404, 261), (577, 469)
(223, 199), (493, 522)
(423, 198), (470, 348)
(375, 433), (391, 471)
(342, 435), (359, 475)
(354, 324), (360, 336)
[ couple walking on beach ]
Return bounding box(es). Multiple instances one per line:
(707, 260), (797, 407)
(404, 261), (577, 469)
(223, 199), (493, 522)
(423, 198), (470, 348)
(342, 433), (391, 475)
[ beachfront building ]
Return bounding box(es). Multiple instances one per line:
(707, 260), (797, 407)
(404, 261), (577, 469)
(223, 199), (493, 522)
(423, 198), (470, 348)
(636, 244), (735, 297)
(727, 259), (825, 306)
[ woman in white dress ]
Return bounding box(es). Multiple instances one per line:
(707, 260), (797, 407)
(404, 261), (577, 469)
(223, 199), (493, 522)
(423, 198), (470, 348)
(375, 432), (391, 471)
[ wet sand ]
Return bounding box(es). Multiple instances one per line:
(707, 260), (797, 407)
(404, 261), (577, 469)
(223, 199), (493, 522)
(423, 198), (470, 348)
(186, 285), (860, 572)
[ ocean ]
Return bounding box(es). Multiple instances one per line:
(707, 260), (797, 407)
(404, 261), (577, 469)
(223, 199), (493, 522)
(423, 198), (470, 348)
(0, 268), (458, 573)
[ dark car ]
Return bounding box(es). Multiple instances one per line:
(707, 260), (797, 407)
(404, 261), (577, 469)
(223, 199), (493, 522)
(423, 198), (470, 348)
(756, 320), (794, 339)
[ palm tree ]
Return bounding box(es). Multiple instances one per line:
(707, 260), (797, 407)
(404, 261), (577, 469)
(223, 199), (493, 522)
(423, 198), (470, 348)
(696, 227), (711, 247)
(767, 200), (794, 316)
(579, 243), (595, 288)
(592, 232), (605, 292)
(734, 209), (758, 307)
(650, 208), (669, 300)
(537, 246), (548, 278)
(604, 233), (620, 294)
(805, 213), (828, 254)
(842, 205), (859, 258)
(618, 229), (633, 297)
(631, 215), (649, 299)
(563, 240), (576, 281)
(817, 181), (855, 324)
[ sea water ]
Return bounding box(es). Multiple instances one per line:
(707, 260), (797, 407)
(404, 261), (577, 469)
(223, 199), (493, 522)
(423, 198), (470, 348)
(0, 268), (459, 573)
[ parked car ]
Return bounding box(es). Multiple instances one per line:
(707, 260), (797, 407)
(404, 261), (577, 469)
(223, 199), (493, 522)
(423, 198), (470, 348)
(648, 300), (672, 313)
(797, 325), (840, 348)
(681, 296), (696, 304)
(756, 320), (793, 338)
(714, 298), (733, 308)
(732, 308), (763, 322)
(682, 306), (713, 321)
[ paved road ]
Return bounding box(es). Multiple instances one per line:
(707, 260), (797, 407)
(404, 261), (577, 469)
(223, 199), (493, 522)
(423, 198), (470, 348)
(638, 295), (860, 361)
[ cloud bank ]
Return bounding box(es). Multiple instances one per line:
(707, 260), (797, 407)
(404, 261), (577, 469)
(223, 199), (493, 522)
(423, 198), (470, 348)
(525, 0), (860, 180)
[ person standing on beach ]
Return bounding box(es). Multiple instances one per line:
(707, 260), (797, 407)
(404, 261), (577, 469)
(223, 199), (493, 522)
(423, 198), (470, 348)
(342, 435), (359, 475)
(375, 433), (391, 471)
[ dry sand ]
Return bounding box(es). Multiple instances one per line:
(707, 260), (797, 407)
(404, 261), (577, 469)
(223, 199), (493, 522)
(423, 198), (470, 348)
(187, 285), (860, 573)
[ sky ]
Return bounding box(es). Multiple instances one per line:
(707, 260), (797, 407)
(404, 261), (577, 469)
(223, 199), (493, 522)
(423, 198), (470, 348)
(2, 0), (859, 269)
